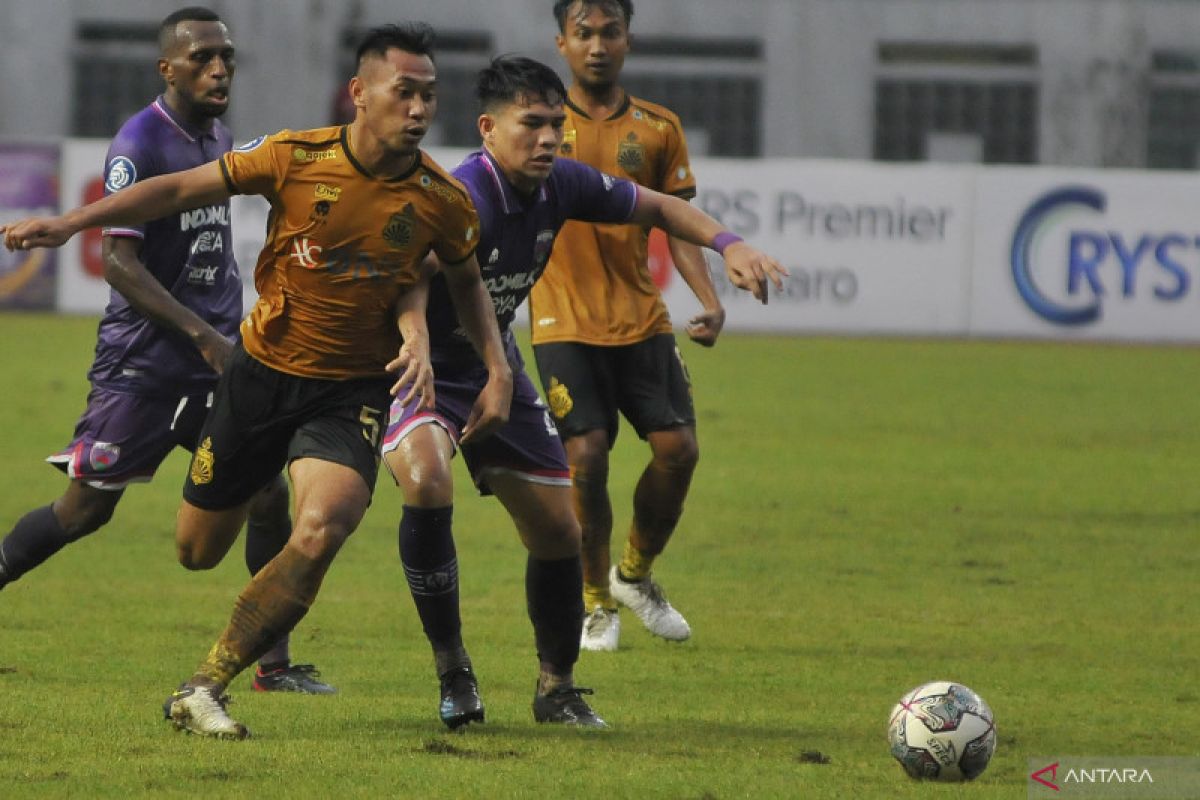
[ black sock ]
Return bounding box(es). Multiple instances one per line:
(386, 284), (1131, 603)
(399, 506), (463, 655)
(245, 513), (291, 576)
(526, 554), (584, 675)
(0, 505), (74, 587)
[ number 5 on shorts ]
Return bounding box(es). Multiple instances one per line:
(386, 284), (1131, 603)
(359, 406), (382, 448)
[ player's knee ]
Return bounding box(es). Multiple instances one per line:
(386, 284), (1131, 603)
(655, 432), (700, 473)
(57, 497), (117, 542)
(176, 538), (220, 571)
(290, 509), (355, 561)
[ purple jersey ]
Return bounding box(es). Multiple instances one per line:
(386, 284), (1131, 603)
(90, 96), (242, 397)
(426, 149), (638, 366)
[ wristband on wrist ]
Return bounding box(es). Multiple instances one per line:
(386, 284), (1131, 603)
(711, 231), (744, 255)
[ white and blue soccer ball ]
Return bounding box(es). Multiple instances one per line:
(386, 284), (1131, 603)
(888, 681), (996, 781)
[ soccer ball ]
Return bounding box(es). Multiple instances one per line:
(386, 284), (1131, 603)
(888, 681), (996, 781)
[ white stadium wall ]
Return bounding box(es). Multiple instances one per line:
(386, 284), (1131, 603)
(42, 140), (1200, 343)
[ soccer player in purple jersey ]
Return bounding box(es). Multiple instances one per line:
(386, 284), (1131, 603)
(0, 7), (333, 694)
(380, 56), (786, 729)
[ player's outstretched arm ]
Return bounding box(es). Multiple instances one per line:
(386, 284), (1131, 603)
(667, 235), (725, 346)
(440, 252), (513, 444)
(103, 236), (234, 374)
(1, 162), (232, 251)
(387, 270), (436, 410)
(630, 188), (788, 304)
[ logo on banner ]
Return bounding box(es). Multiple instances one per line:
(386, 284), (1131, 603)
(104, 157), (137, 193)
(1011, 186), (1195, 326)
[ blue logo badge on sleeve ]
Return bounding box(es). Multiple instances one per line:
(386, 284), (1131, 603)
(104, 156), (137, 193)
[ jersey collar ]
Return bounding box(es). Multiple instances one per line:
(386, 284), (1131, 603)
(152, 96), (219, 143)
(564, 90), (630, 122)
(477, 148), (548, 215)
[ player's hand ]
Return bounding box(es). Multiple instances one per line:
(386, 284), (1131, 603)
(196, 331), (235, 375)
(460, 366), (512, 446)
(1, 217), (75, 251)
(686, 306), (726, 347)
(387, 335), (435, 411)
(722, 242), (788, 305)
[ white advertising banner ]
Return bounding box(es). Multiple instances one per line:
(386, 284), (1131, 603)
(40, 140), (1200, 343)
(660, 159), (975, 335)
(970, 168), (1200, 341)
(57, 139), (110, 313)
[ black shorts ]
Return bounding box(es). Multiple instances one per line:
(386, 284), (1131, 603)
(183, 345), (391, 511)
(532, 333), (695, 446)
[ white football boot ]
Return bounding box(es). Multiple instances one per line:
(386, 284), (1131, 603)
(580, 606), (620, 651)
(164, 684), (250, 740)
(608, 566), (691, 641)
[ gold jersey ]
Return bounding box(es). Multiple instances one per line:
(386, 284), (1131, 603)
(529, 94), (696, 346)
(221, 126), (477, 379)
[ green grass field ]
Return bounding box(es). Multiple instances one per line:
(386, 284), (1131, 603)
(0, 313), (1196, 799)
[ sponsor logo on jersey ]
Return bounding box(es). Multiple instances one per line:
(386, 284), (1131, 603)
(105, 157), (137, 193)
(293, 147), (338, 163)
(289, 236), (324, 268)
(189, 231), (224, 254)
(190, 437), (214, 485)
(383, 204), (416, 250)
(315, 183), (341, 202)
(89, 442), (120, 471)
(533, 229), (555, 268)
(419, 173), (463, 206)
(617, 133), (645, 174)
(235, 135), (266, 152)
(187, 264), (220, 285)
(547, 377), (573, 419)
(180, 205), (231, 231)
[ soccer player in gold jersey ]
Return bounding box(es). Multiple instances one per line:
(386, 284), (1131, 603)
(530, 1), (758, 651)
(3, 22), (513, 739)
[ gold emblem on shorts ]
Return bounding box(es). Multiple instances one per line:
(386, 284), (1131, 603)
(191, 436), (214, 485)
(617, 133), (644, 175)
(383, 204), (415, 250)
(547, 377), (574, 419)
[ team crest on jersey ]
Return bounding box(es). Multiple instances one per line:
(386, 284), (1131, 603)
(547, 377), (574, 419)
(560, 128), (576, 156)
(89, 442), (120, 471)
(383, 204), (416, 250)
(190, 437), (214, 485)
(309, 199), (332, 226)
(105, 157), (137, 193)
(617, 133), (644, 174)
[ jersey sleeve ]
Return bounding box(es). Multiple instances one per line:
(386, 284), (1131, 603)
(558, 159), (639, 226)
(219, 132), (287, 200)
(430, 186), (480, 265)
(658, 113), (697, 200)
(101, 129), (156, 238)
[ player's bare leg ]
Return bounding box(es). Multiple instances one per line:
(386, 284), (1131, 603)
(489, 472), (605, 728)
(165, 459), (366, 739)
(244, 474), (337, 694)
(564, 430), (621, 650)
(0, 481), (122, 590)
(384, 424), (483, 729)
(609, 426), (697, 642)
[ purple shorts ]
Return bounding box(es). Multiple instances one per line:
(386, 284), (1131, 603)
(47, 387), (212, 490)
(382, 366), (569, 496)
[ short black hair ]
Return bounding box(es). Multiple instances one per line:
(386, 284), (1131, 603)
(477, 55), (566, 113)
(355, 22), (436, 69)
(158, 7), (222, 54)
(553, 0), (633, 32)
